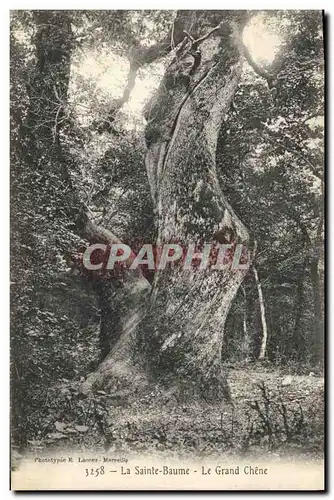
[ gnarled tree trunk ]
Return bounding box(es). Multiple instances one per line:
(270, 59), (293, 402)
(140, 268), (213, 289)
(25, 10), (251, 403)
(83, 12), (251, 402)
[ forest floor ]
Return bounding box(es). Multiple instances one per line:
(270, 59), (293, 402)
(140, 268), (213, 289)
(16, 363), (324, 462)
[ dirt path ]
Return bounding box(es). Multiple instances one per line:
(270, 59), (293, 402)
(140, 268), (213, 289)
(228, 368), (324, 401)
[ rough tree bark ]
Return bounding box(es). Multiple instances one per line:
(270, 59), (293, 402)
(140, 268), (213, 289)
(26, 11), (252, 403)
(82, 11), (251, 402)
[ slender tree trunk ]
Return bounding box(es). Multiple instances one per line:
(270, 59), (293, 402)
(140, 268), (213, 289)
(310, 206), (324, 364)
(253, 266), (268, 360)
(290, 204), (323, 365)
(240, 286), (251, 359)
(291, 258), (307, 360)
(310, 256), (323, 363)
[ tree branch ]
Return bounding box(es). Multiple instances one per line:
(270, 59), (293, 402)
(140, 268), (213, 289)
(265, 134), (324, 182)
(257, 123), (324, 183)
(302, 112), (324, 124)
(97, 11), (193, 132)
(131, 11), (192, 65)
(283, 144), (324, 182)
(191, 22), (223, 48)
(242, 42), (275, 87)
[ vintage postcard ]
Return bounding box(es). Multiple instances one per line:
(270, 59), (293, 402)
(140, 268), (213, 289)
(10, 9), (325, 491)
